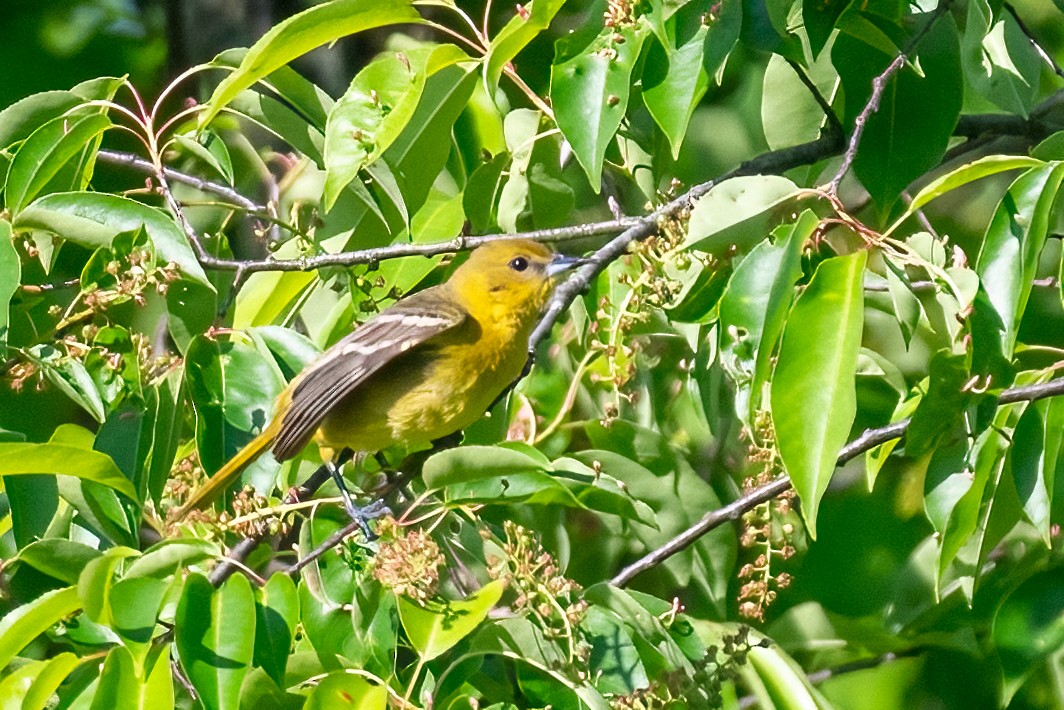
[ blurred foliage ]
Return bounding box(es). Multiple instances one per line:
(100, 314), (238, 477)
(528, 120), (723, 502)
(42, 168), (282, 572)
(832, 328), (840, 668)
(2, 0), (1064, 708)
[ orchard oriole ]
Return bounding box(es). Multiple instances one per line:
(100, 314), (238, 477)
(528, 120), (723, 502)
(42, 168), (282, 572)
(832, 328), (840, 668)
(173, 239), (583, 520)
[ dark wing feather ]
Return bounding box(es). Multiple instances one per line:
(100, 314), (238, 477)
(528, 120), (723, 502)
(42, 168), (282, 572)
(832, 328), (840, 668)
(271, 291), (467, 459)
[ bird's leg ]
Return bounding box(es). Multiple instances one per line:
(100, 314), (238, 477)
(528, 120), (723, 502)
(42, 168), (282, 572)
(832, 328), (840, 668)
(326, 450), (390, 540)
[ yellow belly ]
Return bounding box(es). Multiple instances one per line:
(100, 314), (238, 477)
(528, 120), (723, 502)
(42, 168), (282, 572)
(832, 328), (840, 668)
(315, 326), (529, 453)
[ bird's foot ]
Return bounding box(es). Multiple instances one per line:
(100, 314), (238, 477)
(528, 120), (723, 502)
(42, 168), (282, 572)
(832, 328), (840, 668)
(325, 460), (390, 540)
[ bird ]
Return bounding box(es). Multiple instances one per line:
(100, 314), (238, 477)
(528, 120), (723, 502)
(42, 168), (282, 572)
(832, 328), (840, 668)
(172, 238), (585, 522)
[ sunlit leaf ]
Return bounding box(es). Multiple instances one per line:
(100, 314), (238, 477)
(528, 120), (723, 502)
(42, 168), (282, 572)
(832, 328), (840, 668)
(771, 250), (866, 537)
(398, 579), (505, 661)
(200, 0), (421, 127)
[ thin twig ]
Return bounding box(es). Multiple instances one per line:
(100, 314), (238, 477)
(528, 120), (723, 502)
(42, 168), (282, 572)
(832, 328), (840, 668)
(827, 2), (951, 195)
(1004, 2), (1064, 81)
(530, 132), (846, 350)
(193, 218), (641, 273)
(784, 58), (844, 140)
(98, 149), (261, 213)
(610, 377), (1064, 587)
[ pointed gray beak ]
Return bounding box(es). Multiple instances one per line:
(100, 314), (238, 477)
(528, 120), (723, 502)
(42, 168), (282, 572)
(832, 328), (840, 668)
(546, 253), (589, 277)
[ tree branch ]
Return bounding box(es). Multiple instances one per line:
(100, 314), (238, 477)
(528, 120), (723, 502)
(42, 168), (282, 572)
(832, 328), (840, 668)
(98, 149), (261, 214)
(827, 2), (951, 196)
(610, 377), (1064, 588)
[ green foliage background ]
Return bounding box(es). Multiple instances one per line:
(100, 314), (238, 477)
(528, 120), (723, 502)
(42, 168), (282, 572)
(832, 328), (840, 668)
(2, 0), (1064, 708)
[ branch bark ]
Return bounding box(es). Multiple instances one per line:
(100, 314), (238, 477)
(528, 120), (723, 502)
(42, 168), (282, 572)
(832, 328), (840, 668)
(610, 377), (1064, 588)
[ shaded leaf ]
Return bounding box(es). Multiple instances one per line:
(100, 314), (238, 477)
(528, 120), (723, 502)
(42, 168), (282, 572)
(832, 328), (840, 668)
(685, 175), (800, 253)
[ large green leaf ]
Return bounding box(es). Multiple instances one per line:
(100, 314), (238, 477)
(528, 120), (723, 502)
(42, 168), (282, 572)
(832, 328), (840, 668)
(771, 250), (866, 537)
(323, 45), (468, 211)
(199, 0), (421, 127)
(17, 539), (102, 585)
(254, 573), (299, 687)
(890, 155), (1042, 232)
(761, 48), (838, 151)
(13, 192), (211, 286)
(175, 574), (256, 710)
(16, 652), (81, 710)
(976, 162), (1064, 350)
(91, 644), (174, 710)
(551, 23), (649, 188)
(0, 424), (136, 499)
(0, 91), (85, 152)
(685, 175), (800, 253)
(397, 579), (505, 661)
(0, 586), (80, 671)
(834, 14), (962, 209)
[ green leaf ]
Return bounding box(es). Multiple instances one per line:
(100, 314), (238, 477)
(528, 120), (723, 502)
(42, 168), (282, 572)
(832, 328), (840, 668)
(0, 652), (81, 710)
(20, 652), (82, 710)
(718, 211), (814, 426)
(18, 539), (102, 585)
(744, 641), (832, 710)
(0, 586), (80, 671)
(0, 425), (136, 499)
(994, 568), (1064, 703)
(5, 112), (111, 214)
(484, 0), (567, 92)
(110, 576), (170, 650)
(199, 0), (421, 127)
(463, 151), (509, 232)
(644, 1), (734, 158)
(323, 45), (467, 211)
(423, 444), (550, 489)
(397, 579), (505, 661)
(551, 23), (649, 188)
(13, 192), (211, 287)
(0, 219), (18, 349)
(1009, 399), (1057, 545)
(173, 130), (234, 185)
(254, 573), (299, 687)
(22, 343), (107, 422)
(890, 155), (1043, 232)
(961, 0), (1041, 117)
(771, 250), (866, 537)
(125, 539), (218, 579)
(976, 162), (1064, 350)
(835, 15), (962, 209)
(91, 644), (173, 710)
(185, 335), (286, 490)
(304, 672), (388, 710)
(761, 49), (838, 151)
(804, 0), (848, 57)
(78, 546), (139, 626)
(685, 175), (800, 253)
(210, 47), (334, 130)
(0, 91), (85, 152)
(175, 573), (256, 710)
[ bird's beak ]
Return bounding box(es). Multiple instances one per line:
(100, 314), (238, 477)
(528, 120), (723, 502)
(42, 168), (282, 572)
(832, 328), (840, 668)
(546, 253), (589, 277)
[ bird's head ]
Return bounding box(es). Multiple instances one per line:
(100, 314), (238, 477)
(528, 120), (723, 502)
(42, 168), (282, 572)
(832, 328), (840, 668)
(450, 239), (585, 323)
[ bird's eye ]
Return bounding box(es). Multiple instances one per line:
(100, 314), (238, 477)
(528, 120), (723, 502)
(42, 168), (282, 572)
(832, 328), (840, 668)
(509, 256), (529, 272)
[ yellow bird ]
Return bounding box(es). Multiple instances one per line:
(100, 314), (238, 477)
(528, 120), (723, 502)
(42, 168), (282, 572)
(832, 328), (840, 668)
(173, 239), (583, 520)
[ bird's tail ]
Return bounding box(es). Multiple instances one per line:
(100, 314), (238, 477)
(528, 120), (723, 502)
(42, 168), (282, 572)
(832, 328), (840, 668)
(171, 427), (277, 521)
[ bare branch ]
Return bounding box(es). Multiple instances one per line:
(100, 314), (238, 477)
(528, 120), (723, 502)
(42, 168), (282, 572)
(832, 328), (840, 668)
(98, 149), (261, 213)
(610, 377), (1064, 588)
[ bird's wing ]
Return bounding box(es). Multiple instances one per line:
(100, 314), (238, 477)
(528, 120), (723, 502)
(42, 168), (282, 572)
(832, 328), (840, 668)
(271, 291), (468, 459)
